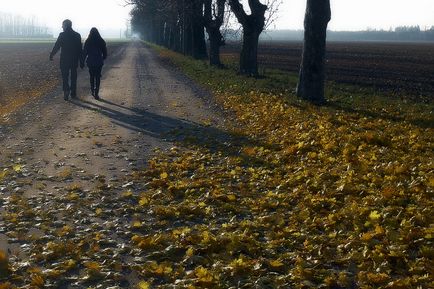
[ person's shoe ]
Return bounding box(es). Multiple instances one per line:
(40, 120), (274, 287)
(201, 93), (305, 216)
(94, 90), (100, 100)
(70, 92), (77, 99)
(91, 88), (95, 97)
(63, 90), (69, 100)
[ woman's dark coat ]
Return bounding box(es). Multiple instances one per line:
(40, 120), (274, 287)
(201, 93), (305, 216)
(83, 38), (107, 67)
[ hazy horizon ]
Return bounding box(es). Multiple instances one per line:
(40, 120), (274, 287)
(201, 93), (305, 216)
(1, 0), (433, 38)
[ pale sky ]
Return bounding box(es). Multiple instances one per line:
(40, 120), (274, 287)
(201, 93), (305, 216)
(1, 0), (131, 37)
(275, 0), (434, 31)
(1, 0), (433, 37)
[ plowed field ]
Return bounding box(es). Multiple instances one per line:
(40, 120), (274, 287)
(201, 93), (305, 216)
(0, 42), (125, 118)
(221, 41), (434, 101)
(0, 43), (59, 116)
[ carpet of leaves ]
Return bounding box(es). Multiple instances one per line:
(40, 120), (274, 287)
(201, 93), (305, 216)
(1, 45), (433, 288)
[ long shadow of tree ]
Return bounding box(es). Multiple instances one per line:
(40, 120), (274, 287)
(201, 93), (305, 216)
(327, 100), (434, 129)
(71, 99), (277, 170)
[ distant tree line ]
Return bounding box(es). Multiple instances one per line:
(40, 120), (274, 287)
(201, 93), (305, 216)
(0, 12), (52, 38)
(261, 26), (434, 42)
(129, 0), (332, 104)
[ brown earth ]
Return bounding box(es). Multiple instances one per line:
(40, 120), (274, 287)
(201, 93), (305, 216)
(221, 41), (434, 101)
(0, 42), (125, 117)
(0, 42), (59, 116)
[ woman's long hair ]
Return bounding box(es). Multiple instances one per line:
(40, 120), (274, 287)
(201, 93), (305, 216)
(86, 27), (103, 45)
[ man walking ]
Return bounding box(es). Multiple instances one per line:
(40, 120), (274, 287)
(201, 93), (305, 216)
(50, 19), (84, 100)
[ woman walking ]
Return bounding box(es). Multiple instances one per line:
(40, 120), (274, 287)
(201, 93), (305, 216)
(83, 28), (107, 99)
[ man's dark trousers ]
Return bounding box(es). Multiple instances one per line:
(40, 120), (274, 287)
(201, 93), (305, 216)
(61, 65), (78, 96)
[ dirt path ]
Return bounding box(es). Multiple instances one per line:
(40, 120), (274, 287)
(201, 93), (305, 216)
(0, 41), (224, 287)
(0, 41), (222, 191)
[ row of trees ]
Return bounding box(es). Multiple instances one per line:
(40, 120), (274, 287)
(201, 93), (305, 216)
(129, 0), (331, 104)
(0, 13), (51, 38)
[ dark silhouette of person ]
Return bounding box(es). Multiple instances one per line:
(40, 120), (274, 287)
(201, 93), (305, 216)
(50, 19), (84, 100)
(82, 27), (107, 100)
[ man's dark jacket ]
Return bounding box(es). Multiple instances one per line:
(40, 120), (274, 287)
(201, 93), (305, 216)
(50, 28), (83, 68)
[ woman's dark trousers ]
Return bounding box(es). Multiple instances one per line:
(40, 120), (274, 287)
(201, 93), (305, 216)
(89, 65), (103, 98)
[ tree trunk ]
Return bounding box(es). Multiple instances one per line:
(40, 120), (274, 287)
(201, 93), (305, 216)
(229, 0), (267, 76)
(296, 0), (331, 104)
(158, 21), (165, 45)
(152, 20), (159, 43)
(192, 0), (208, 59)
(184, 23), (193, 56)
(163, 22), (170, 48)
(204, 0), (226, 67)
(208, 27), (224, 66)
(240, 27), (260, 75)
(192, 22), (207, 59)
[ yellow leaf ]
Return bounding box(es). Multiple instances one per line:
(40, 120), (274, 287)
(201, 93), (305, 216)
(428, 177), (434, 188)
(68, 192), (79, 200)
(30, 274), (44, 286)
(139, 196), (149, 206)
(84, 261), (101, 272)
(12, 164), (22, 173)
(160, 172), (168, 179)
(269, 259), (284, 267)
(138, 281), (150, 289)
(151, 263), (173, 275)
(198, 202), (206, 207)
(131, 234), (142, 243)
(381, 186), (395, 199)
(374, 225), (385, 235)
(0, 282), (12, 289)
(195, 266), (213, 282)
(361, 231), (375, 241)
(95, 208), (102, 215)
(424, 226), (434, 239)
(186, 247), (194, 257)
(0, 169), (9, 180)
(366, 272), (389, 284)
(0, 250), (10, 278)
(307, 151), (317, 159)
(63, 259), (76, 271)
(122, 190), (133, 198)
(133, 221), (142, 228)
(369, 211), (381, 221)
(242, 146), (256, 156)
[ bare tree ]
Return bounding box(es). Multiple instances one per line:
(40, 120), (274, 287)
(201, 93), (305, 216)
(228, 0), (281, 76)
(204, 0), (226, 66)
(228, 0), (267, 76)
(296, 0), (331, 104)
(0, 12), (50, 38)
(190, 0), (208, 59)
(128, 0), (207, 59)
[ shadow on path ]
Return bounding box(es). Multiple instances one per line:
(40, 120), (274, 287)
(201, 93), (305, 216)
(70, 98), (278, 169)
(72, 98), (222, 140)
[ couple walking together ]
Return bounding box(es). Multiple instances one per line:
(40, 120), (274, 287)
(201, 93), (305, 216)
(50, 19), (107, 100)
